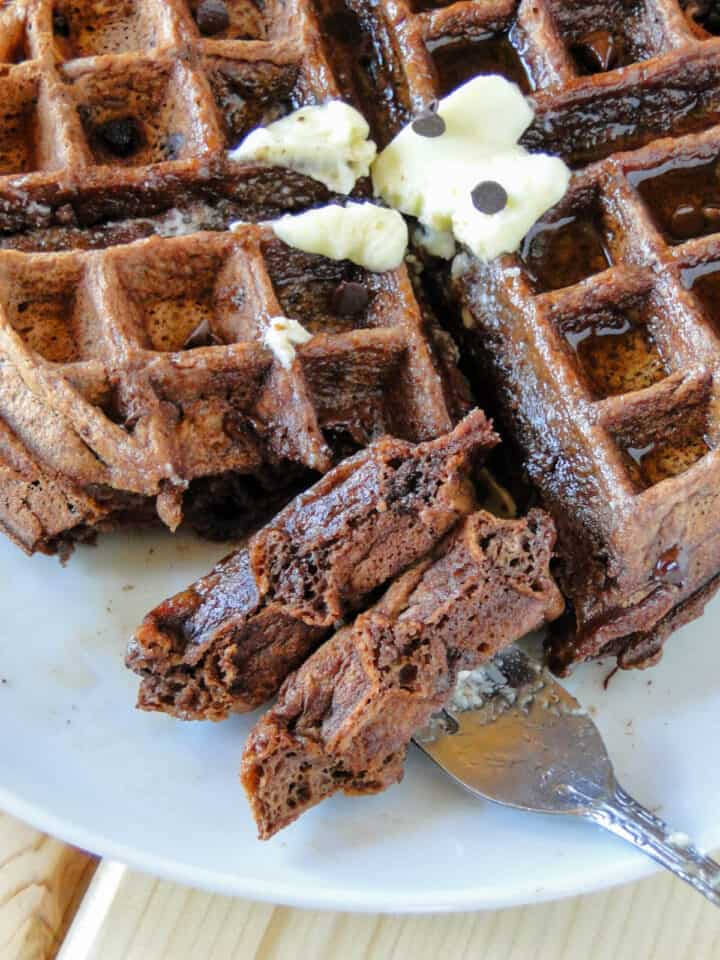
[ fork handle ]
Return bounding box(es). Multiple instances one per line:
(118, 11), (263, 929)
(582, 782), (720, 907)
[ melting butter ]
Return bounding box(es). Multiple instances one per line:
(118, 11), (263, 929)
(229, 101), (377, 194)
(272, 202), (408, 272)
(263, 316), (312, 369)
(372, 76), (571, 261)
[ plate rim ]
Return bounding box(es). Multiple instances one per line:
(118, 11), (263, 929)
(0, 781), (665, 913)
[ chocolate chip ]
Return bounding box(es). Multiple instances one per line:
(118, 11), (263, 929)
(398, 663), (418, 686)
(670, 202), (704, 240)
(96, 117), (143, 158)
(183, 318), (214, 349)
(412, 106), (446, 138)
(471, 180), (508, 215)
(52, 9), (70, 37)
(163, 131), (185, 160)
(572, 30), (617, 73)
(195, 0), (230, 35)
(331, 281), (369, 316)
(654, 545), (687, 586)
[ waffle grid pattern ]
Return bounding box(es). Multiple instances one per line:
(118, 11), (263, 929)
(0, 220), (461, 551)
(455, 124), (720, 665)
(0, 0), (477, 553)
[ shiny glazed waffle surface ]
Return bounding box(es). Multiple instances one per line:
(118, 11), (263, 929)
(408, 2), (720, 669)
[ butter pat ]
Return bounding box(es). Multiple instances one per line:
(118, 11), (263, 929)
(263, 316), (312, 369)
(372, 76), (570, 261)
(272, 202), (408, 272)
(229, 101), (377, 194)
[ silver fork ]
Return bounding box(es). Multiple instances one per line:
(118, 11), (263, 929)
(413, 646), (720, 907)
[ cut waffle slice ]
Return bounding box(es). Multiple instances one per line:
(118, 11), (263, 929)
(452, 126), (720, 673)
(242, 508), (563, 839)
(127, 410), (496, 720)
(0, 222), (468, 553)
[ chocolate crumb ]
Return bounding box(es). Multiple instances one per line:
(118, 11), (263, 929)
(195, 0), (230, 35)
(331, 281), (369, 316)
(603, 664), (619, 690)
(471, 181), (508, 215)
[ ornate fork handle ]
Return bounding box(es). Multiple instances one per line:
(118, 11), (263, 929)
(581, 782), (720, 907)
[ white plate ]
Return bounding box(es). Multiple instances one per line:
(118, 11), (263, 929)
(1, 528), (718, 913)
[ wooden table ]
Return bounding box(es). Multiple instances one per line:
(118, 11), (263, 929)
(2, 812), (719, 960)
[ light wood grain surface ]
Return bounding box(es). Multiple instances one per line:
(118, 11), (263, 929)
(2, 812), (719, 960)
(0, 815), (95, 960)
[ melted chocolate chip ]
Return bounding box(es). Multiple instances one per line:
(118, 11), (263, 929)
(331, 281), (369, 316)
(653, 545), (688, 586)
(52, 9), (70, 37)
(572, 30), (617, 73)
(471, 180), (508, 215)
(670, 202), (705, 240)
(96, 117), (143, 158)
(183, 318), (214, 349)
(398, 663), (418, 686)
(412, 109), (446, 138)
(195, 0), (230, 35)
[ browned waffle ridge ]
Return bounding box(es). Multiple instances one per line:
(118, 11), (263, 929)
(242, 508), (563, 839)
(127, 410), (496, 720)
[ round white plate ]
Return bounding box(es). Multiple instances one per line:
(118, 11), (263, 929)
(1, 528), (718, 913)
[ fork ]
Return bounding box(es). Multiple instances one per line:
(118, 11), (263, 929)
(414, 646), (720, 907)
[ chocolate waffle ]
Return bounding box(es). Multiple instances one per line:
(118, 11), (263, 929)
(127, 411), (495, 720)
(373, 0), (720, 670)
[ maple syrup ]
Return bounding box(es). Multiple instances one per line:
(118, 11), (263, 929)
(521, 212), (611, 292)
(563, 310), (666, 399)
(683, 260), (720, 336)
(428, 30), (533, 98)
(629, 155), (720, 245)
(622, 432), (710, 489)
